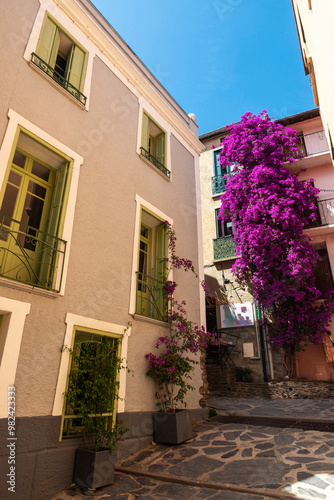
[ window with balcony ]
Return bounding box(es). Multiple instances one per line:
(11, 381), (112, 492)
(211, 149), (234, 195)
(136, 210), (168, 321)
(140, 113), (170, 178)
(215, 208), (233, 238)
(31, 15), (87, 105)
(0, 132), (71, 291)
(61, 328), (121, 438)
(213, 209), (236, 261)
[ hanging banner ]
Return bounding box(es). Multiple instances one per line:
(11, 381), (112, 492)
(220, 302), (254, 328)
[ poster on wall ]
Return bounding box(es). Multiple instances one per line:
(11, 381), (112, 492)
(220, 302), (254, 328)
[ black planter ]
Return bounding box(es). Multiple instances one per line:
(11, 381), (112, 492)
(153, 409), (193, 444)
(73, 448), (115, 489)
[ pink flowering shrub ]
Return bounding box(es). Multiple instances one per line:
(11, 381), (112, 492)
(146, 222), (222, 412)
(218, 111), (334, 356)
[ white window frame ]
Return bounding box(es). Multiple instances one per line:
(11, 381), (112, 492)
(137, 103), (172, 178)
(0, 109), (83, 295)
(23, 0), (95, 110)
(0, 297), (31, 418)
(52, 313), (131, 420)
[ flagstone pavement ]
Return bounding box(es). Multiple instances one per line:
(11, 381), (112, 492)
(53, 398), (334, 500)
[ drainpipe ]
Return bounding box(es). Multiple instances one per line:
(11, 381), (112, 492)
(256, 302), (269, 382)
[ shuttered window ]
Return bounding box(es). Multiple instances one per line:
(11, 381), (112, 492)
(32, 15), (87, 104)
(136, 210), (168, 321)
(140, 113), (170, 178)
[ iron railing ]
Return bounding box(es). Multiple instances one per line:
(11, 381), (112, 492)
(303, 130), (329, 156)
(305, 198), (334, 229)
(288, 130), (329, 160)
(211, 174), (232, 195)
(136, 272), (168, 321)
(140, 147), (171, 178)
(0, 215), (66, 292)
(31, 52), (87, 106)
(213, 235), (237, 260)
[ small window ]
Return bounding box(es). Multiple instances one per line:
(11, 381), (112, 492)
(141, 113), (170, 178)
(31, 15), (87, 105)
(212, 149), (234, 195)
(136, 210), (168, 321)
(215, 209), (233, 238)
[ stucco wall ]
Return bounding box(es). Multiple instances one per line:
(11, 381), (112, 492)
(293, 0), (334, 164)
(0, 0), (203, 425)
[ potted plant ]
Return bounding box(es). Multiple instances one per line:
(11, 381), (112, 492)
(236, 366), (254, 383)
(62, 335), (128, 489)
(145, 222), (222, 444)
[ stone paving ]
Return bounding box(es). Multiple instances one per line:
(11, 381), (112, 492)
(207, 398), (334, 420)
(53, 398), (334, 500)
(53, 416), (334, 499)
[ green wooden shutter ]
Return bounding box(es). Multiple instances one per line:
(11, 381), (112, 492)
(155, 224), (167, 281)
(141, 114), (149, 153)
(38, 162), (69, 288)
(36, 17), (59, 67)
(66, 45), (85, 92)
(47, 162), (70, 238)
(155, 223), (167, 320)
(155, 134), (165, 166)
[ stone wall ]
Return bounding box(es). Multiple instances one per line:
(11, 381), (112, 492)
(206, 365), (334, 399)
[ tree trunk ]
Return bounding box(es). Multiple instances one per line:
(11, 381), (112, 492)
(283, 350), (296, 378)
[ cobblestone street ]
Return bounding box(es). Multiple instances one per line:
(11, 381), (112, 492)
(54, 398), (334, 500)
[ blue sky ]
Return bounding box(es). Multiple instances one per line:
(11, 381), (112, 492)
(92, 0), (315, 135)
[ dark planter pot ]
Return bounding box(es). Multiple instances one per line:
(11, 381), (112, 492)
(153, 409), (193, 444)
(73, 448), (115, 489)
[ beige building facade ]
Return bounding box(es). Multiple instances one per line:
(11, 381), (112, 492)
(199, 108), (334, 386)
(291, 0), (334, 161)
(0, 0), (205, 498)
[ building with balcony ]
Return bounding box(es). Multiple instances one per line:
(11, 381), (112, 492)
(199, 108), (334, 384)
(0, 0), (204, 498)
(291, 0), (334, 164)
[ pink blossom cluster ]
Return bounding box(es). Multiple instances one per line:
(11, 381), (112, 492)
(218, 111), (334, 352)
(163, 280), (177, 295)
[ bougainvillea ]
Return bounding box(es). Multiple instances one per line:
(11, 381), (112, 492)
(145, 221), (223, 412)
(217, 111), (334, 363)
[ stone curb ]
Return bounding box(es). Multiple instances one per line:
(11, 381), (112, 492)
(115, 466), (295, 500)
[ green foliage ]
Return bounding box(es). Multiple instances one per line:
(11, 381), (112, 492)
(235, 366), (254, 383)
(62, 336), (128, 452)
(209, 408), (218, 418)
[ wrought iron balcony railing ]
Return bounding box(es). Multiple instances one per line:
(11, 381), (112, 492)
(213, 235), (237, 261)
(31, 52), (87, 106)
(211, 174), (232, 195)
(140, 147), (171, 178)
(0, 215), (66, 292)
(303, 130), (329, 156)
(287, 130), (329, 160)
(136, 272), (168, 321)
(305, 198), (334, 229)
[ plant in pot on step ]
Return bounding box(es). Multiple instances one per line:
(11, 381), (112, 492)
(145, 221), (223, 445)
(62, 334), (128, 490)
(236, 366), (254, 383)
